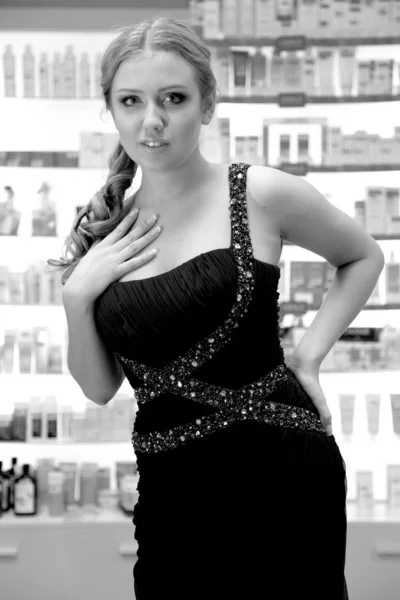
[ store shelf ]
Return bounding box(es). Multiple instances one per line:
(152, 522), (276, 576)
(201, 35), (400, 48)
(219, 93), (400, 106)
(283, 234), (400, 243)
(277, 163), (400, 175)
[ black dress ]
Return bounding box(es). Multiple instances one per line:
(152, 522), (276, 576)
(94, 162), (349, 600)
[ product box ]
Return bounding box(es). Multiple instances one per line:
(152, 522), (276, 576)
(79, 132), (103, 168)
(357, 61), (370, 95)
(254, 0), (276, 36)
(94, 53), (102, 98)
(3, 45), (16, 97)
(202, 0), (222, 38)
(387, 465), (400, 512)
(283, 52), (302, 91)
(270, 54), (285, 95)
(302, 48), (317, 95)
(375, 0), (390, 32)
(63, 46), (77, 98)
(79, 52), (91, 98)
(365, 187), (387, 235)
(332, 0), (348, 35)
(222, 0), (238, 36)
(390, 0), (400, 34)
(239, 0), (257, 36)
(338, 394), (355, 435)
(338, 47), (356, 96)
(39, 53), (50, 98)
(231, 50), (249, 95)
(317, 0), (334, 35)
(23, 45), (35, 98)
(356, 471), (374, 512)
(83, 404), (100, 442)
(316, 49), (334, 95)
(327, 127), (343, 164)
(214, 48), (230, 96)
(250, 51), (268, 95)
(347, 0), (363, 33)
(219, 118), (231, 163)
(298, 0), (318, 33)
(52, 52), (64, 98)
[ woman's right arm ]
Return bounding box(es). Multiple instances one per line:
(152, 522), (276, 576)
(63, 291), (124, 405)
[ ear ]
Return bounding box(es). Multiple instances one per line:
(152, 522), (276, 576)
(201, 94), (216, 125)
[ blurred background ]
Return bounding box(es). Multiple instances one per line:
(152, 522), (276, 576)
(0, 1), (399, 599)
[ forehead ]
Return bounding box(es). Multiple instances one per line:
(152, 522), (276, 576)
(113, 50), (196, 90)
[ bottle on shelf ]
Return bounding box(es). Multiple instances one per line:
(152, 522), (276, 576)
(0, 461), (11, 513)
(14, 464), (37, 516)
(7, 457), (20, 510)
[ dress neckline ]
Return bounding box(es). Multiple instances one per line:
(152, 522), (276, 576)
(112, 163), (280, 286)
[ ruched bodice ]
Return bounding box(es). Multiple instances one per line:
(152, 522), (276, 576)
(93, 163), (348, 600)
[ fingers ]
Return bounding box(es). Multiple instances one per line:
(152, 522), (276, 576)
(102, 208), (140, 245)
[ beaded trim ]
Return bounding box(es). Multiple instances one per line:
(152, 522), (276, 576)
(114, 163), (255, 392)
(124, 363), (325, 454)
(114, 163), (326, 455)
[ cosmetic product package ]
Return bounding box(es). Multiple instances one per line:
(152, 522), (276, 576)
(22, 45), (35, 98)
(43, 396), (58, 440)
(79, 52), (91, 98)
(356, 471), (374, 513)
(116, 462), (137, 491)
(80, 463), (98, 508)
(365, 394), (381, 435)
(3, 45), (16, 97)
(59, 463), (77, 508)
(27, 397), (43, 441)
(238, 0), (256, 36)
(47, 468), (65, 516)
(254, 0), (276, 36)
(231, 50), (249, 95)
(222, 0), (239, 36)
(63, 46), (77, 98)
(390, 395), (400, 435)
(35, 459), (55, 513)
(38, 53), (50, 98)
(338, 47), (356, 96)
(250, 51), (268, 95)
(338, 394), (355, 436)
(387, 465), (400, 512)
(202, 0), (222, 38)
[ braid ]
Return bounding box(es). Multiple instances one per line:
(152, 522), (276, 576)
(46, 141), (137, 286)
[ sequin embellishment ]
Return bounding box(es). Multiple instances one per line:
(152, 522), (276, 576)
(114, 163), (326, 454)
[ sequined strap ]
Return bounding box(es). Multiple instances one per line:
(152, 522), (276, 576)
(114, 162), (254, 389)
(132, 365), (326, 455)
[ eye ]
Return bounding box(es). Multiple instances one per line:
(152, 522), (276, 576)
(120, 96), (138, 107)
(120, 93), (186, 107)
(164, 93), (186, 104)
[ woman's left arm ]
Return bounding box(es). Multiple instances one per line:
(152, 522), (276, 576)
(251, 165), (385, 366)
(250, 166), (385, 433)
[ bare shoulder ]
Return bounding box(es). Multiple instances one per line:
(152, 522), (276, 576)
(246, 164), (384, 268)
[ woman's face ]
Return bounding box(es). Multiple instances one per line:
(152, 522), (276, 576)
(110, 50), (214, 170)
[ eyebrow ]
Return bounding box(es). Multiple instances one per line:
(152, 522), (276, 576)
(116, 85), (189, 93)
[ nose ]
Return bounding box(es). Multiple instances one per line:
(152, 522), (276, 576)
(142, 102), (165, 131)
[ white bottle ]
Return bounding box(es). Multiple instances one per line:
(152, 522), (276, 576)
(22, 45), (35, 98)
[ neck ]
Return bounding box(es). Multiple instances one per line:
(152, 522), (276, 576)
(134, 148), (215, 212)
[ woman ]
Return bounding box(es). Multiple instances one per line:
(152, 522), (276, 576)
(49, 16), (385, 600)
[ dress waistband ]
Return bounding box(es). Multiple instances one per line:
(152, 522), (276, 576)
(131, 364), (326, 455)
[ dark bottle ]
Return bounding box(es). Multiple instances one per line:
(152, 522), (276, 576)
(13, 464), (37, 516)
(0, 461), (11, 512)
(8, 457), (19, 509)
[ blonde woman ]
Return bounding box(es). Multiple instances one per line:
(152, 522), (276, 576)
(49, 16), (385, 600)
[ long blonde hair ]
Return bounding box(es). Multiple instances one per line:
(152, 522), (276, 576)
(47, 16), (218, 285)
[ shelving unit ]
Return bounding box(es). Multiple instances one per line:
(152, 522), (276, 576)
(1, 2), (400, 599)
